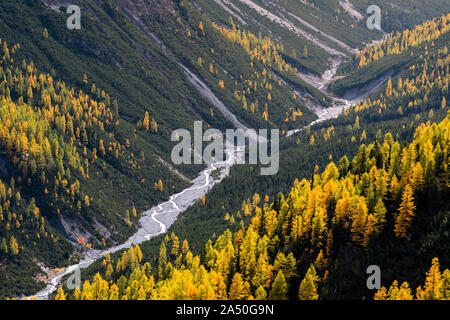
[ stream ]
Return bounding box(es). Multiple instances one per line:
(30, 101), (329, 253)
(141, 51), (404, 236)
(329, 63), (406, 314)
(29, 59), (262, 299)
(30, 56), (390, 299)
(30, 139), (244, 299)
(29, 23), (392, 300)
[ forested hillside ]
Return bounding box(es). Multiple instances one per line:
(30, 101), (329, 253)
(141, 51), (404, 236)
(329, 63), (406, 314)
(120, 11), (449, 261)
(0, 0), (448, 300)
(52, 113), (449, 300)
(347, 0), (450, 33)
(0, 38), (181, 296)
(333, 13), (450, 95)
(55, 10), (450, 300)
(129, 0), (329, 128)
(0, 0), (324, 296)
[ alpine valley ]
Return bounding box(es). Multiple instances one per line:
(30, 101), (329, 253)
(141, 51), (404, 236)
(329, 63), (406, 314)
(0, 0), (448, 301)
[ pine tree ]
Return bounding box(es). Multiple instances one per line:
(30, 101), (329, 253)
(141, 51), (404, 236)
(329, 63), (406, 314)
(158, 242), (167, 280)
(394, 184), (416, 238)
(228, 273), (247, 300)
(411, 162), (424, 192)
(9, 236), (19, 255)
(269, 271), (288, 300)
(181, 239), (189, 255)
(386, 77), (393, 96)
(373, 198), (387, 234)
(171, 236), (180, 257)
(314, 249), (327, 270)
(298, 273), (318, 300)
(374, 287), (388, 300)
(150, 118), (158, 133)
(113, 100), (119, 117)
(351, 196), (368, 246)
(364, 214), (377, 246)
(255, 286), (267, 300)
(389, 175), (400, 200)
(105, 263), (114, 280)
(310, 135), (315, 145)
(143, 112), (150, 131)
(199, 21), (205, 36)
(252, 252), (271, 289)
(55, 287), (66, 300)
(416, 258), (444, 300)
(396, 282), (414, 300)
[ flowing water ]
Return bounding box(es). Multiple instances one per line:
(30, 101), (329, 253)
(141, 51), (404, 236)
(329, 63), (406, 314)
(29, 26), (392, 299)
(30, 62), (260, 300)
(30, 140), (244, 299)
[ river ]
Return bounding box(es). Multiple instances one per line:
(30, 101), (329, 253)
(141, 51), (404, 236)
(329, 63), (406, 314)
(30, 138), (245, 299)
(29, 29), (392, 300)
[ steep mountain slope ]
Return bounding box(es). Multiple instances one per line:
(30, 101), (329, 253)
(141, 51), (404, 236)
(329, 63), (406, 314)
(348, 0), (450, 32)
(0, 0), (447, 299)
(70, 13), (449, 301)
(133, 11), (449, 256)
(55, 113), (450, 300)
(332, 13), (450, 96)
(0, 0), (329, 297)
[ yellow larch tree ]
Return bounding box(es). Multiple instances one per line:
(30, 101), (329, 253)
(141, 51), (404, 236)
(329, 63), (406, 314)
(394, 184), (416, 238)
